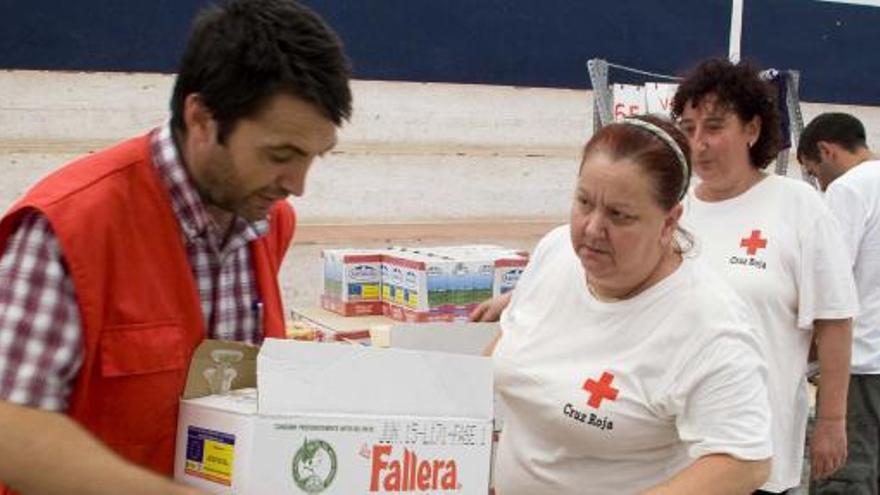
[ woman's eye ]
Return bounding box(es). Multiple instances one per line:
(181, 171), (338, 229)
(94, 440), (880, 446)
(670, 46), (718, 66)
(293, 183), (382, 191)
(611, 210), (634, 222)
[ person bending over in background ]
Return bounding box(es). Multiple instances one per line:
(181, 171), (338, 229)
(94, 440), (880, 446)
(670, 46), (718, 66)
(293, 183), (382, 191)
(798, 112), (880, 495)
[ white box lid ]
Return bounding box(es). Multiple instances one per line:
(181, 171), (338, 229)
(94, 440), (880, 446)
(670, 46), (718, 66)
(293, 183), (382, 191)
(257, 339), (492, 420)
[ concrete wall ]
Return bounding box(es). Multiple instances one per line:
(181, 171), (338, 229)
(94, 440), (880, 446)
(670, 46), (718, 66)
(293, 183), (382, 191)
(2, 70), (880, 312)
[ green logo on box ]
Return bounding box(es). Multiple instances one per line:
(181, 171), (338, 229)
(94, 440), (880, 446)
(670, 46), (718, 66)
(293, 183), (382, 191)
(292, 438), (337, 493)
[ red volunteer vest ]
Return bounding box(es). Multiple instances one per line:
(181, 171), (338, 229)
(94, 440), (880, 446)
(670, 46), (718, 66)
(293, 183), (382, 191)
(0, 134), (293, 491)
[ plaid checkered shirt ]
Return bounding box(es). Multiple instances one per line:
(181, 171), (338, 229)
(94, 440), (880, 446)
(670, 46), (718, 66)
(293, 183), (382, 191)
(0, 124), (270, 411)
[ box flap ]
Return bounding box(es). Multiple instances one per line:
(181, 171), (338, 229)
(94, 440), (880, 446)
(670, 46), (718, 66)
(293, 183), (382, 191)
(385, 322), (500, 355)
(257, 339), (493, 419)
(182, 340), (259, 399)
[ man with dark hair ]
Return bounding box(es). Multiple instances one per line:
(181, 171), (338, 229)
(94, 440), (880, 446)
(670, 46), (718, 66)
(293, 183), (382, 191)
(0, 0), (351, 493)
(798, 112), (872, 191)
(798, 113), (880, 495)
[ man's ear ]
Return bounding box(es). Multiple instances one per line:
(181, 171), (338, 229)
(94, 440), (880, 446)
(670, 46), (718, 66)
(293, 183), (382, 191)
(817, 140), (836, 162)
(183, 93), (216, 146)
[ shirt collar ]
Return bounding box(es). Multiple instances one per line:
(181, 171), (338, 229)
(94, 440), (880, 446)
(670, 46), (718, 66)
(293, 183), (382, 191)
(149, 123), (269, 246)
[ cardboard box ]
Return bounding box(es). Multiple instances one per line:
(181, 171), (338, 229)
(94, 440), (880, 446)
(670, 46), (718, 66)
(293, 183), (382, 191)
(174, 339), (494, 494)
(370, 323), (505, 495)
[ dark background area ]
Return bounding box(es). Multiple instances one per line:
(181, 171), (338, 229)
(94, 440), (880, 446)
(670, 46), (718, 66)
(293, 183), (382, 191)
(1, 0), (876, 105)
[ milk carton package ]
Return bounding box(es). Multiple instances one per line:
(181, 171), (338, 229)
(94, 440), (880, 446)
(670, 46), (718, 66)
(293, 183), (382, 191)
(379, 251), (410, 310)
(444, 258), (493, 318)
(321, 249), (385, 316)
(491, 254), (528, 298)
(425, 256), (452, 311)
(380, 261), (391, 306)
(436, 246), (527, 301)
(380, 245), (529, 322)
(383, 251), (457, 323)
(321, 244), (528, 321)
(383, 248), (461, 322)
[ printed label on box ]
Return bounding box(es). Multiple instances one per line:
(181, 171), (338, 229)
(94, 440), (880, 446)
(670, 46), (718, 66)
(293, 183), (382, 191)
(255, 418), (490, 493)
(291, 437), (338, 493)
(185, 426), (236, 486)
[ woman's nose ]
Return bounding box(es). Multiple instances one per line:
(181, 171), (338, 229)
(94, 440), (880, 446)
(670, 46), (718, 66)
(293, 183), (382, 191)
(690, 128), (708, 151)
(583, 212), (607, 239)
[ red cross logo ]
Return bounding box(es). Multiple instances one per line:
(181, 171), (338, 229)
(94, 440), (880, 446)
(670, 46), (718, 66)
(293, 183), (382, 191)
(740, 229), (768, 256)
(582, 371), (619, 409)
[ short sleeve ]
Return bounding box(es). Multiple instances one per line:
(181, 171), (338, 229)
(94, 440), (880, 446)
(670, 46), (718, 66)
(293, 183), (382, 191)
(824, 181), (866, 267)
(502, 225), (567, 319)
(796, 203), (859, 328)
(670, 333), (773, 461)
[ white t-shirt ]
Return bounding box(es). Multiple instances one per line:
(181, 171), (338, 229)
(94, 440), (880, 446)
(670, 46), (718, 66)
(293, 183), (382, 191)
(493, 226), (772, 495)
(825, 160), (880, 374)
(682, 174), (859, 491)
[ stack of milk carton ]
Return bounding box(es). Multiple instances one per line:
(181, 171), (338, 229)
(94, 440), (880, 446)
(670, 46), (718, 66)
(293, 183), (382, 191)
(321, 245), (528, 322)
(320, 249), (385, 317)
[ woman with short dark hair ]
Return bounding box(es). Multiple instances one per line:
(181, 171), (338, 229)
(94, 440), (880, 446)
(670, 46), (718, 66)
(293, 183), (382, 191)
(674, 58), (858, 494)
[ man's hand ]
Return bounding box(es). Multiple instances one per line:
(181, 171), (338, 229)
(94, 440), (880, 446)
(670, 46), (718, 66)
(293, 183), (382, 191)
(811, 417), (847, 479)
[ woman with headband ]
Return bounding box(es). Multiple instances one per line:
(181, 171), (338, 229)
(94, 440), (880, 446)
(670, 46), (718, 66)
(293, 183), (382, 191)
(673, 59), (858, 494)
(490, 115), (773, 493)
